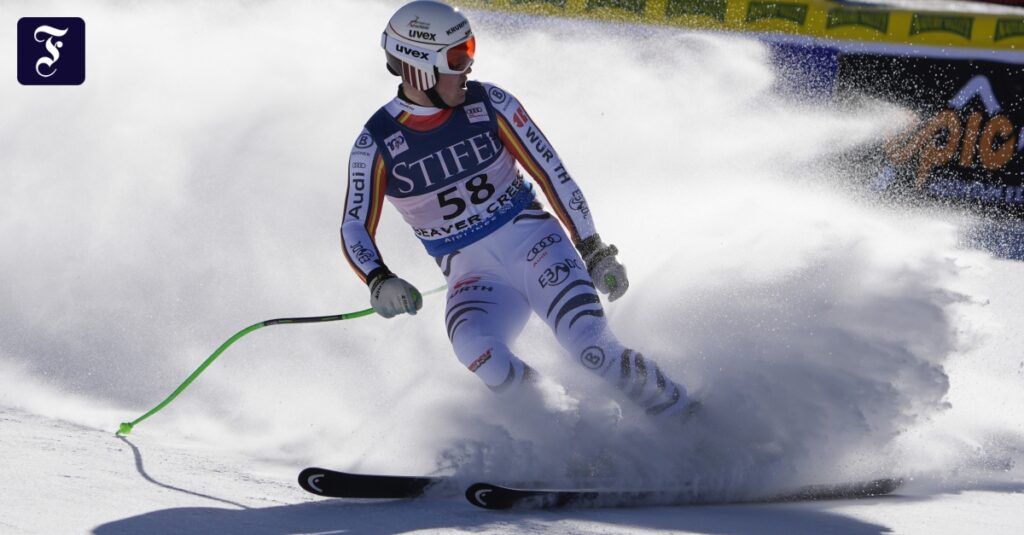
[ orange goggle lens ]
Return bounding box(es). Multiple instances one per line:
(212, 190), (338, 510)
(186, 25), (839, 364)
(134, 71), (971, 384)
(446, 36), (476, 72)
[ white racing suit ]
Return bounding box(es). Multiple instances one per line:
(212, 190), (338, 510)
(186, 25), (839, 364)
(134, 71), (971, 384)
(341, 81), (688, 418)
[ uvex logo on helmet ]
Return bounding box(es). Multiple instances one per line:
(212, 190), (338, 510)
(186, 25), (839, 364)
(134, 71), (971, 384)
(408, 30), (436, 41)
(395, 44), (430, 60)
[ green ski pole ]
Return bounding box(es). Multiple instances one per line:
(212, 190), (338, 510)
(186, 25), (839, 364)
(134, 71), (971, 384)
(116, 285), (446, 436)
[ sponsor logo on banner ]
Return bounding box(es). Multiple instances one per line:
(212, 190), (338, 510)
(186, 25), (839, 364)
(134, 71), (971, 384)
(826, 8), (889, 33)
(909, 13), (973, 39)
(17, 17), (86, 85)
(538, 258), (582, 288)
(886, 75), (1018, 186)
(384, 132), (408, 157)
(838, 53), (1024, 213)
(527, 233), (562, 263)
(464, 102), (489, 123)
(587, 0), (644, 15)
(994, 18), (1024, 42)
(746, 2), (809, 25)
(667, 0), (727, 22)
(579, 346), (606, 370)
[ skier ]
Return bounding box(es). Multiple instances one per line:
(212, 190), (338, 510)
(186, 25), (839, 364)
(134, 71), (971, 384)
(341, 0), (695, 421)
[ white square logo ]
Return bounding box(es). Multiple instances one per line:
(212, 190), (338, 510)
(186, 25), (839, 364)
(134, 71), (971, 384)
(383, 132), (408, 157)
(464, 103), (488, 124)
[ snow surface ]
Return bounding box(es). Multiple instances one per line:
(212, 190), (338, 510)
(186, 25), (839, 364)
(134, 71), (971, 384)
(2, 1), (1023, 533)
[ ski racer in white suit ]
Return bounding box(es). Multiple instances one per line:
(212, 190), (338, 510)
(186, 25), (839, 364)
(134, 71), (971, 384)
(341, 0), (693, 420)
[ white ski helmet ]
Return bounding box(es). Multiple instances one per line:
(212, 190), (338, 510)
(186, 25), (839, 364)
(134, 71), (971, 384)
(382, 0), (475, 92)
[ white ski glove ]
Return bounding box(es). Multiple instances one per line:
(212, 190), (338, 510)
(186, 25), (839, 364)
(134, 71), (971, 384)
(577, 234), (629, 302)
(368, 272), (423, 318)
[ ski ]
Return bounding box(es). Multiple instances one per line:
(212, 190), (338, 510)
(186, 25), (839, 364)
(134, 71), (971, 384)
(298, 467), (443, 499)
(465, 477), (903, 510)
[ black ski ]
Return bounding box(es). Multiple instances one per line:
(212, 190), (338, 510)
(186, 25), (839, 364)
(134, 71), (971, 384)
(465, 477), (903, 510)
(298, 467), (442, 499)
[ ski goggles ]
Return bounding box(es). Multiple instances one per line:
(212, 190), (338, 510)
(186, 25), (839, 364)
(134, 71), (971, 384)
(442, 36), (475, 74)
(382, 33), (476, 75)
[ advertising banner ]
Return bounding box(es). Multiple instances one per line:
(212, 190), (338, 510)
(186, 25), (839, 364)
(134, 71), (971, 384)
(456, 0), (1024, 52)
(837, 55), (1024, 214)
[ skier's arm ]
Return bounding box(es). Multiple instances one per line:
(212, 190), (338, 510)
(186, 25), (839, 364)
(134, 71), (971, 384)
(340, 130), (422, 317)
(486, 84), (597, 245)
(340, 129), (391, 285)
(486, 84), (629, 300)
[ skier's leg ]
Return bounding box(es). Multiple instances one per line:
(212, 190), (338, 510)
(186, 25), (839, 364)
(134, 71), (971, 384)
(514, 217), (691, 418)
(438, 250), (535, 393)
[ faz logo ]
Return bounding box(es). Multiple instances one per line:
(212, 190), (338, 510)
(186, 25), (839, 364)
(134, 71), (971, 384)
(579, 346), (605, 370)
(408, 30), (436, 41)
(488, 85), (508, 106)
(396, 44), (430, 61)
(468, 349), (493, 372)
(17, 17), (86, 85)
(383, 131), (408, 157)
(464, 102), (488, 124)
(526, 233), (562, 263)
(512, 107), (529, 128)
(569, 190), (590, 218)
(355, 133), (374, 149)
(538, 258), (582, 288)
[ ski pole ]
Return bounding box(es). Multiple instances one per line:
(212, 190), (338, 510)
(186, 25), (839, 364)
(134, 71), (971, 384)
(116, 284), (447, 436)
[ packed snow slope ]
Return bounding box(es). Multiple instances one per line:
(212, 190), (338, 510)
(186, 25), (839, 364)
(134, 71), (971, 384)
(1, 1), (1022, 533)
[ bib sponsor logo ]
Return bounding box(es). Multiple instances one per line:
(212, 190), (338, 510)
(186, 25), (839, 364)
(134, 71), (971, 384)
(580, 346), (605, 370)
(384, 132), (409, 157)
(526, 233), (562, 262)
(391, 131), (502, 194)
(538, 258), (582, 288)
(465, 102), (488, 124)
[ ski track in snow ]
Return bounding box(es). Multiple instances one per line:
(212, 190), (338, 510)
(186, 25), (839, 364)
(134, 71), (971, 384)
(1, 0), (1024, 533)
